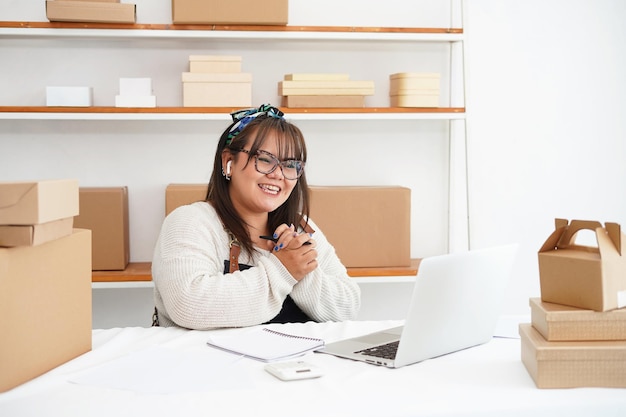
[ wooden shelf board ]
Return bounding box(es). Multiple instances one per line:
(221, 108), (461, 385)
(0, 106), (465, 115)
(91, 260), (420, 282)
(0, 21), (462, 34)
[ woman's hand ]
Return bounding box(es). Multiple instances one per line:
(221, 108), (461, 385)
(266, 224), (318, 281)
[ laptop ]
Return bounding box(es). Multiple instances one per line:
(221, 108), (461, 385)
(320, 244), (518, 368)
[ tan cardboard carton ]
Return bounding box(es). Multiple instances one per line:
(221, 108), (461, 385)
(165, 184), (208, 216)
(182, 72), (252, 107)
(172, 0), (288, 25)
(389, 73), (441, 93)
(309, 186), (411, 268)
(0, 217), (74, 247)
(390, 93), (440, 108)
(0, 179), (79, 225)
(282, 95), (366, 108)
(73, 187), (129, 271)
(530, 297), (626, 341)
(189, 55), (242, 74)
(520, 323), (626, 389)
(538, 218), (626, 312)
(0, 229), (92, 393)
(46, 1), (136, 23)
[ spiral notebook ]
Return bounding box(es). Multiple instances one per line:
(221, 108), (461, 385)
(206, 327), (325, 362)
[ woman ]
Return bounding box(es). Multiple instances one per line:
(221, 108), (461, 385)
(152, 104), (361, 329)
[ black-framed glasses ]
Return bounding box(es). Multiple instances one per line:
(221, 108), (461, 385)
(239, 149), (305, 180)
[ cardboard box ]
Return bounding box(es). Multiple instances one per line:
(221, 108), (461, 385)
(172, 0), (288, 25)
(530, 297), (626, 341)
(165, 184), (208, 216)
(46, 1), (136, 23)
(519, 323), (626, 389)
(0, 229), (92, 393)
(73, 187), (129, 270)
(281, 95), (366, 108)
(309, 186), (411, 268)
(46, 86), (93, 107)
(119, 78), (152, 96)
(278, 80), (375, 96)
(182, 72), (252, 107)
(538, 218), (626, 312)
(0, 217), (74, 247)
(0, 179), (79, 225)
(189, 55), (242, 73)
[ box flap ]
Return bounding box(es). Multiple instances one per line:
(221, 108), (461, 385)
(0, 182), (37, 209)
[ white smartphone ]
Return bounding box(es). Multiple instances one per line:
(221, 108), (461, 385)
(264, 361), (324, 381)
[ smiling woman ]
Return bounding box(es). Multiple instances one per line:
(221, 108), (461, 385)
(151, 104), (361, 330)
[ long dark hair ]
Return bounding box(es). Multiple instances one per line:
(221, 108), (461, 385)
(206, 115), (310, 256)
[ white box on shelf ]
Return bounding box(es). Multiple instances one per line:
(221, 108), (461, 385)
(46, 86), (93, 107)
(119, 78), (152, 96)
(115, 95), (157, 108)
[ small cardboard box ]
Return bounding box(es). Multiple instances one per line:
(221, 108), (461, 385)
(172, 0), (288, 25)
(530, 297), (626, 341)
(309, 186), (411, 268)
(165, 183), (208, 216)
(189, 55), (242, 74)
(73, 187), (129, 271)
(0, 179), (79, 225)
(538, 218), (626, 312)
(182, 72), (252, 107)
(0, 229), (92, 393)
(0, 217), (74, 247)
(519, 323), (626, 389)
(115, 95), (157, 108)
(46, 86), (93, 107)
(46, 0), (136, 23)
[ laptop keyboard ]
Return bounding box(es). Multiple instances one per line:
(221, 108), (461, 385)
(355, 340), (399, 360)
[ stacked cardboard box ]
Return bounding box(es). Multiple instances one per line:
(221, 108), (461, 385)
(0, 179), (92, 392)
(182, 55), (252, 107)
(46, 0), (136, 24)
(520, 218), (626, 388)
(389, 73), (440, 108)
(74, 187), (130, 270)
(115, 78), (156, 108)
(279, 74), (374, 108)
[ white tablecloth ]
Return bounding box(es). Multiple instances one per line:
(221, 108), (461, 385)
(1, 320), (625, 417)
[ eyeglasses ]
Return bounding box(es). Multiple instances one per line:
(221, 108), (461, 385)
(239, 149), (305, 180)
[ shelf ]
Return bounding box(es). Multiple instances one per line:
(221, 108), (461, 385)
(0, 21), (463, 42)
(0, 106), (465, 121)
(91, 260), (420, 284)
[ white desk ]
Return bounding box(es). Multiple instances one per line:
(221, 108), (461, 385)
(1, 320), (625, 417)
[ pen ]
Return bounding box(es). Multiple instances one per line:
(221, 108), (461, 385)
(259, 235), (312, 245)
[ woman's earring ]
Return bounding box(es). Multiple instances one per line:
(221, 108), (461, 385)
(223, 161), (232, 180)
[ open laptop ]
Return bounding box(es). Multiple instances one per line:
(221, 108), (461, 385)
(320, 244), (518, 368)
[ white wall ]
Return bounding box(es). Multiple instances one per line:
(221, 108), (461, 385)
(2, 0), (625, 322)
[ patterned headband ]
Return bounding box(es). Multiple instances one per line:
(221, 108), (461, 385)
(225, 103), (285, 145)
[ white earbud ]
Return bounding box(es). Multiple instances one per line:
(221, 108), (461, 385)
(226, 161), (232, 176)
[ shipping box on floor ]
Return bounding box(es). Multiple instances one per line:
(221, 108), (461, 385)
(538, 218), (626, 312)
(0, 217), (74, 247)
(530, 297), (626, 341)
(172, 0), (288, 25)
(519, 323), (626, 389)
(0, 229), (92, 393)
(46, 1), (136, 23)
(165, 184), (208, 216)
(182, 72), (252, 107)
(309, 186), (411, 268)
(73, 187), (129, 271)
(0, 179), (79, 225)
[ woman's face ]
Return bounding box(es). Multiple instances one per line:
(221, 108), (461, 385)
(226, 133), (298, 218)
